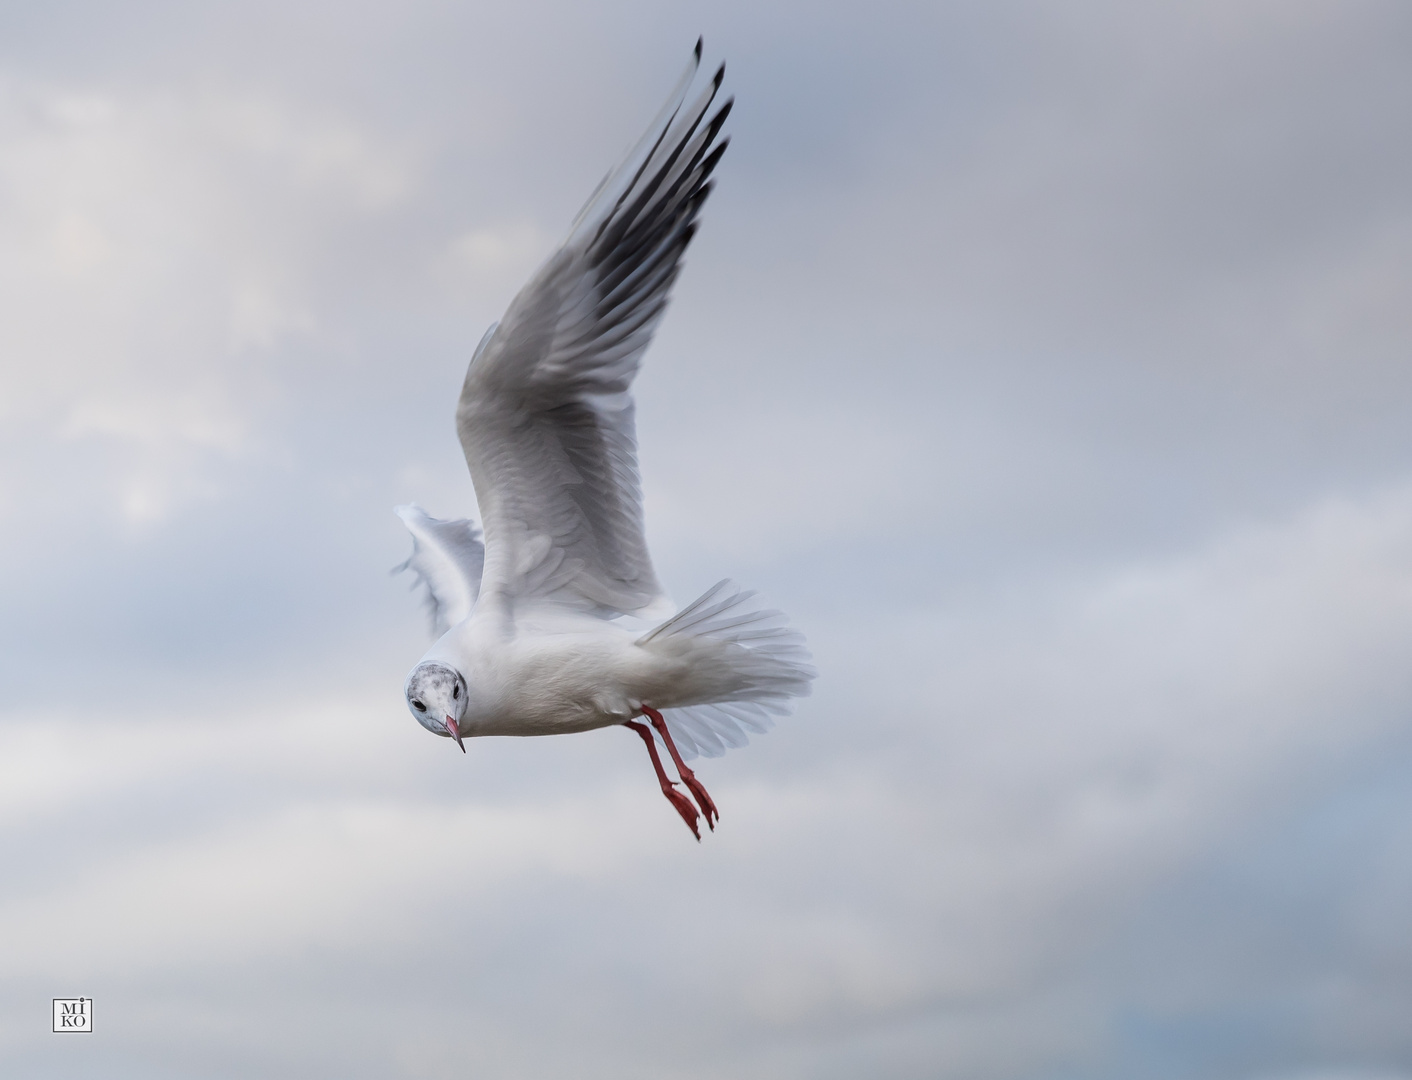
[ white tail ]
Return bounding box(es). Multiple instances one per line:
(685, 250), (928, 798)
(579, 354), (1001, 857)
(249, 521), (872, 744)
(639, 580), (815, 758)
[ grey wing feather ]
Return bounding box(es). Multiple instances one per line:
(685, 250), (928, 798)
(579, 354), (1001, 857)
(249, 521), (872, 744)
(393, 504), (485, 636)
(456, 42), (730, 618)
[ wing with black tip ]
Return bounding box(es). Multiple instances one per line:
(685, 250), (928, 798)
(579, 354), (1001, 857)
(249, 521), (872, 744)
(455, 41), (730, 619)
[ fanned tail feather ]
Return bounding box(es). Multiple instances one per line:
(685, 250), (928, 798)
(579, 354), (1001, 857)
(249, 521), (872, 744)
(638, 580), (815, 759)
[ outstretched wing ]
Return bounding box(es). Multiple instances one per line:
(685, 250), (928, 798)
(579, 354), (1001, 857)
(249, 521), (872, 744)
(393, 504), (485, 636)
(456, 41), (730, 619)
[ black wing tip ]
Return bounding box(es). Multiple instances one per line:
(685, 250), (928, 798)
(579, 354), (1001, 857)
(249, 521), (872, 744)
(699, 141), (729, 179)
(712, 62), (725, 89)
(694, 37), (703, 60)
(710, 97), (735, 131)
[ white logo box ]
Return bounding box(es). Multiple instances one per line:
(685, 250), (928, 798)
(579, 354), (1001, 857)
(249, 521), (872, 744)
(53, 998), (92, 1033)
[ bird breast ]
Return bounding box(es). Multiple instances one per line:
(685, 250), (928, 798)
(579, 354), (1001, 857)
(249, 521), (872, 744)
(455, 626), (653, 738)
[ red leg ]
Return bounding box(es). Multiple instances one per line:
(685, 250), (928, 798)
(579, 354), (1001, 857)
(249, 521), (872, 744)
(642, 706), (719, 832)
(624, 720), (700, 840)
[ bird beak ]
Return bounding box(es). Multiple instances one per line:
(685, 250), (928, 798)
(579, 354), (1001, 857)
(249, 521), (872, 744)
(445, 716), (465, 753)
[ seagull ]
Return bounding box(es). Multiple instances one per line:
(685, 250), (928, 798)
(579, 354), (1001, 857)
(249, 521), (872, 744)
(392, 41), (814, 839)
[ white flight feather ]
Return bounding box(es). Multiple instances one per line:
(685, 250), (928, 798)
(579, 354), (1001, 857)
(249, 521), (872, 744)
(392, 505), (485, 637)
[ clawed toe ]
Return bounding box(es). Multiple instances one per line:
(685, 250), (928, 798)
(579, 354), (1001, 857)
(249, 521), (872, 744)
(680, 772), (718, 831)
(663, 784), (702, 840)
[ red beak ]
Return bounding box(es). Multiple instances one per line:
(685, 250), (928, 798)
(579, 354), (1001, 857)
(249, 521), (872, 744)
(445, 716), (465, 753)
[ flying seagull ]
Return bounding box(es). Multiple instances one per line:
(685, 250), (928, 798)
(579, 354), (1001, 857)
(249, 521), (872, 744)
(393, 41), (815, 839)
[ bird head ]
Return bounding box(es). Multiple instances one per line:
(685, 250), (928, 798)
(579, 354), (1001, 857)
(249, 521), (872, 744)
(404, 661), (469, 752)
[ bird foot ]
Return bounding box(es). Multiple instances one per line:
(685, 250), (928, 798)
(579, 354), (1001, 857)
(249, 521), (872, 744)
(677, 769), (718, 832)
(625, 719), (702, 840)
(641, 705), (718, 832)
(660, 782), (702, 840)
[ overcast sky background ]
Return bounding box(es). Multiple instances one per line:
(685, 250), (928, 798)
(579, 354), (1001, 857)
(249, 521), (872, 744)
(2, 1), (1411, 1077)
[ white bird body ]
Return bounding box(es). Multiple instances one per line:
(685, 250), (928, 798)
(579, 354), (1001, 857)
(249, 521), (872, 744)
(423, 615), (649, 737)
(420, 595), (802, 739)
(393, 42), (814, 836)
(420, 615), (686, 734)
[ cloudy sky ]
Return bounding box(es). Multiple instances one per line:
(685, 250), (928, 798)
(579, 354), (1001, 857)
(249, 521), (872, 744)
(3, 1), (1411, 1077)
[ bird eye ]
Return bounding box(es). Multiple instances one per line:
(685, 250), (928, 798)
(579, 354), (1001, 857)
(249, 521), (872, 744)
(411, 699), (427, 712)
(453, 684), (460, 699)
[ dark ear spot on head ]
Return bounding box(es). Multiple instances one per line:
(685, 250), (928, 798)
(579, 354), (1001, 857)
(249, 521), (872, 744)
(453, 684), (460, 699)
